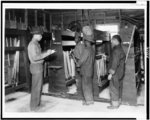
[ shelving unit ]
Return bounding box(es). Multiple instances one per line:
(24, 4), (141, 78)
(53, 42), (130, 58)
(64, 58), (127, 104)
(5, 47), (24, 52)
(5, 28), (30, 94)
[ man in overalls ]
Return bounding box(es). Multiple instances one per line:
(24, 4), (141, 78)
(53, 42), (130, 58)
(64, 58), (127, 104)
(70, 31), (84, 93)
(107, 35), (126, 109)
(77, 26), (95, 105)
(28, 27), (55, 111)
(73, 31), (84, 62)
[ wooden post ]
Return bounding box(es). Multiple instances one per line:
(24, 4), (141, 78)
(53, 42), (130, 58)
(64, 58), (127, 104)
(103, 13), (106, 24)
(75, 12), (77, 23)
(43, 12), (46, 28)
(94, 12), (96, 26)
(61, 13), (63, 30)
(35, 10), (37, 27)
(24, 9), (28, 26)
(49, 14), (52, 32)
(125, 26), (136, 63)
(12, 10), (15, 20)
(119, 10), (121, 24)
(22, 34), (30, 91)
(8, 11), (10, 20)
(81, 10), (83, 26)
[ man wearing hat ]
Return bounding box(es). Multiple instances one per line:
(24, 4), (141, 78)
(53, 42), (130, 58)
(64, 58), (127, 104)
(76, 26), (95, 105)
(28, 26), (56, 111)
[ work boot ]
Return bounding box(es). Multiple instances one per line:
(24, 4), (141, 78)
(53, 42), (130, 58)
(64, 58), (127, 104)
(82, 100), (94, 105)
(86, 101), (94, 105)
(119, 98), (122, 104)
(30, 107), (40, 112)
(82, 100), (86, 105)
(107, 101), (120, 109)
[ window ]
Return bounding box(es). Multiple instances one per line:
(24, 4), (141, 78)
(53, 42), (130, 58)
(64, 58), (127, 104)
(95, 24), (119, 38)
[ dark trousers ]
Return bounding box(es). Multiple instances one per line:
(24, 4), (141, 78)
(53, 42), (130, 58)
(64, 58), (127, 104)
(30, 63), (43, 111)
(81, 75), (94, 102)
(109, 77), (123, 101)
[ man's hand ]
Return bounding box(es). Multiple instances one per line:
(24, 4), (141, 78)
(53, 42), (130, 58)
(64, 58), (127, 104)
(51, 49), (56, 54)
(47, 49), (56, 55)
(108, 74), (112, 80)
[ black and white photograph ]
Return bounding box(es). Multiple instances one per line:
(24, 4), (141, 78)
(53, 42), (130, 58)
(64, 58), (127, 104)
(1, 1), (149, 119)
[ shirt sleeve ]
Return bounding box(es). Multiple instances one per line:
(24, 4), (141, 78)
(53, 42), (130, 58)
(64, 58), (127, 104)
(77, 49), (89, 67)
(73, 45), (80, 60)
(109, 49), (120, 75)
(28, 43), (49, 62)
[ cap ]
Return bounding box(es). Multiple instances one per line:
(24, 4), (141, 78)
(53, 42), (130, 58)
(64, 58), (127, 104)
(30, 26), (43, 34)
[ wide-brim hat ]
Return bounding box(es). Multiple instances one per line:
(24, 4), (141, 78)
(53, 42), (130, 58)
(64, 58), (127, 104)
(30, 26), (43, 34)
(82, 26), (95, 43)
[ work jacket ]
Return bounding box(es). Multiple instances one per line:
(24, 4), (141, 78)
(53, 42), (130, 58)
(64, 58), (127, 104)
(108, 44), (126, 80)
(78, 46), (95, 77)
(73, 41), (85, 60)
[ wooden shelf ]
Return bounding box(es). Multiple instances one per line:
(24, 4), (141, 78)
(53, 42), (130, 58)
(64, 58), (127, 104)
(5, 29), (27, 36)
(5, 47), (24, 52)
(5, 83), (28, 94)
(5, 28), (30, 94)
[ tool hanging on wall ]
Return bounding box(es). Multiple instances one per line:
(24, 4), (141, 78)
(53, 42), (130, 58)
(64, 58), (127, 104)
(63, 51), (70, 79)
(125, 25), (136, 63)
(63, 50), (76, 86)
(121, 25), (137, 105)
(9, 37), (12, 47)
(5, 37), (11, 86)
(6, 38), (10, 66)
(66, 51), (72, 78)
(70, 49), (75, 78)
(96, 59), (101, 86)
(12, 39), (20, 86)
(64, 50), (77, 93)
(96, 54), (107, 86)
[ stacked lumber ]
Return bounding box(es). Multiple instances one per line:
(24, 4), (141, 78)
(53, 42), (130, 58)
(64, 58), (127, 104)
(96, 54), (107, 87)
(63, 50), (75, 80)
(5, 37), (20, 86)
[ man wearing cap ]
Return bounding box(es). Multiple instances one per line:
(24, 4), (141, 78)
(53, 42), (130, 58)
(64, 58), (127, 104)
(107, 35), (126, 109)
(28, 26), (56, 111)
(76, 26), (95, 105)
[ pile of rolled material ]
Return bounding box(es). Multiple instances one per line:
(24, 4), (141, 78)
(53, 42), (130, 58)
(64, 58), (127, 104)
(5, 37), (20, 86)
(63, 50), (76, 87)
(96, 54), (107, 86)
